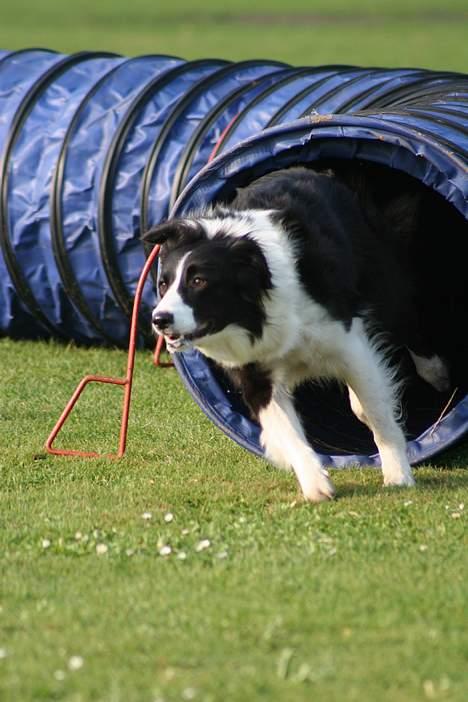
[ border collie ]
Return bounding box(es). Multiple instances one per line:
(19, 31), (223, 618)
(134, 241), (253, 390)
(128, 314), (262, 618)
(143, 167), (449, 502)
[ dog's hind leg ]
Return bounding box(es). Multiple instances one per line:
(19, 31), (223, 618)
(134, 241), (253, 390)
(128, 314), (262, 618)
(343, 320), (415, 488)
(258, 385), (335, 503)
(348, 387), (370, 429)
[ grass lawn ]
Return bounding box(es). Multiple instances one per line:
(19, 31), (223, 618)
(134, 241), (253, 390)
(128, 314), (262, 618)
(0, 2), (468, 701)
(1, 340), (467, 702)
(0, 0), (467, 69)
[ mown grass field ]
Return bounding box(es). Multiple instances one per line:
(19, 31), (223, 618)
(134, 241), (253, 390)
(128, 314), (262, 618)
(1, 0), (468, 68)
(1, 339), (467, 702)
(1, 2), (468, 701)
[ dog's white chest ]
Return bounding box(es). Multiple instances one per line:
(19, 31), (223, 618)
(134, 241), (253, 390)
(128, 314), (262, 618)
(268, 320), (349, 389)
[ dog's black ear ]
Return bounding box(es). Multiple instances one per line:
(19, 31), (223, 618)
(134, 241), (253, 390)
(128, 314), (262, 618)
(142, 219), (205, 249)
(228, 237), (273, 301)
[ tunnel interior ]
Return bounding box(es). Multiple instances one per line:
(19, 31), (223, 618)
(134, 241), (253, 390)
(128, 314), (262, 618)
(206, 159), (468, 457)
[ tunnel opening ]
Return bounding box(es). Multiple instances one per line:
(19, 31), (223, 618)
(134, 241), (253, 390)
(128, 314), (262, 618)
(204, 159), (468, 459)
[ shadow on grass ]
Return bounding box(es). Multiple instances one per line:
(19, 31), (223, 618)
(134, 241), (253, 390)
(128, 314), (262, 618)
(414, 466), (468, 490)
(336, 465), (468, 500)
(428, 439), (468, 468)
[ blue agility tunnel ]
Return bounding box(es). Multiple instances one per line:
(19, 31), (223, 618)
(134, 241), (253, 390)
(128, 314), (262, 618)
(0, 49), (467, 468)
(171, 109), (468, 468)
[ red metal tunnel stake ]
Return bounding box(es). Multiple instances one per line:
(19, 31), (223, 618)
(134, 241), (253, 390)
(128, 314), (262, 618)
(45, 245), (161, 458)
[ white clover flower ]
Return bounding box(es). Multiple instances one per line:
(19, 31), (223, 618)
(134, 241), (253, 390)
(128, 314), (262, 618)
(68, 655), (84, 671)
(41, 539), (51, 549)
(159, 545), (172, 557)
(74, 531), (82, 541)
(423, 680), (435, 698)
(177, 551), (187, 560)
(142, 512), (152, 520)
(164, 513), (174, 523)
(195, 539), (211, 552)
(96, 543), (108, 555)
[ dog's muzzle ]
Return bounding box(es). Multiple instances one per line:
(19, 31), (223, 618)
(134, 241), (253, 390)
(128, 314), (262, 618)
(152, 310), (192, 352)
(152, 310), (174, 332)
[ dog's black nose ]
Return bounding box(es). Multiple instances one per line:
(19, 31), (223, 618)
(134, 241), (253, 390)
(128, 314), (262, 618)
(152, 311), (174, 330)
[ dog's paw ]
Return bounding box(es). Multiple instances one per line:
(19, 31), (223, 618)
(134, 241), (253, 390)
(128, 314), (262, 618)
(300, 470), (336, 503)
(383, 472), (415, 488)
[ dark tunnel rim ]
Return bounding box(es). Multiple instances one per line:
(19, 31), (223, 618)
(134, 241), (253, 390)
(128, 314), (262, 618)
(0, 51), (115, 338)
(136, 58), (233, 286)
(265, 67), (358, 128)
(355, 109), (468, 158)
(295, 72), (464, 119)
(51, 54), (183, 346)
(0, 47), (57, 69)
(170, 115), (468, 468)
(169, 65), (307, 205)
(339, 70), (463, 112)
(139, 59), (287, 235)
(367, 76), (468, 109)
(292, 67), (381, 116)
(328, 68), (425, 113)
(383, 107), (468, 138)
(217, 66), (413, 154)
(98, 59), (227, 330)
(140, 58), (286, 291)
(51, 55), (128, 346)
(406, 104), (468, 122)
(399, 90), (468, 109)
(175, 65), (367, 193)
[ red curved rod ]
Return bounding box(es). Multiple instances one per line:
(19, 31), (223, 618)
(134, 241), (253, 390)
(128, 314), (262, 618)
(45, 244), (161, 458)
(153, 330), (174, 368)
(207, 112), (240, 163)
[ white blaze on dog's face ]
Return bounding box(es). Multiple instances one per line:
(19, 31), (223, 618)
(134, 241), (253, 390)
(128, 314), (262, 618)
(146, 216), (273, 354)
(152, 251), (197, 351)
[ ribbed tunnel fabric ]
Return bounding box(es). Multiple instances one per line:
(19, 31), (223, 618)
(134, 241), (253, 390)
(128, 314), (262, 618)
(0, 49), (466, 466)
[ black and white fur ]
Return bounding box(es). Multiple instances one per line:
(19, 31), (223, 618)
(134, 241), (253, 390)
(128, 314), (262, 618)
(143, 167), (449, 501)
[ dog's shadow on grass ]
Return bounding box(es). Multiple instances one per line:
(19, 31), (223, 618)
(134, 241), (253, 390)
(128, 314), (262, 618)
(414, 468), (468, 491)
(335, 466), (468, 500)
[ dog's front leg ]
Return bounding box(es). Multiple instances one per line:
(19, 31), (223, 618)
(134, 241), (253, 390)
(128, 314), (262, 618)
(258, 385), (335, 502)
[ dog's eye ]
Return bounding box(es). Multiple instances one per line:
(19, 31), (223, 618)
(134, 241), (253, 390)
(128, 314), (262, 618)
(190, 276), (208, 290)
(158, 280), (168, 297)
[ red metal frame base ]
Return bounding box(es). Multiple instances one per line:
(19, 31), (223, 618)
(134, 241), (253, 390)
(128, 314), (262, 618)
(153, 333), (174, 367)
(45, 244), (163, 458)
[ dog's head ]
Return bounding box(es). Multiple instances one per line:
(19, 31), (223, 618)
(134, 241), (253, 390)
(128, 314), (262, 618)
(143, 212), (273, 353)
